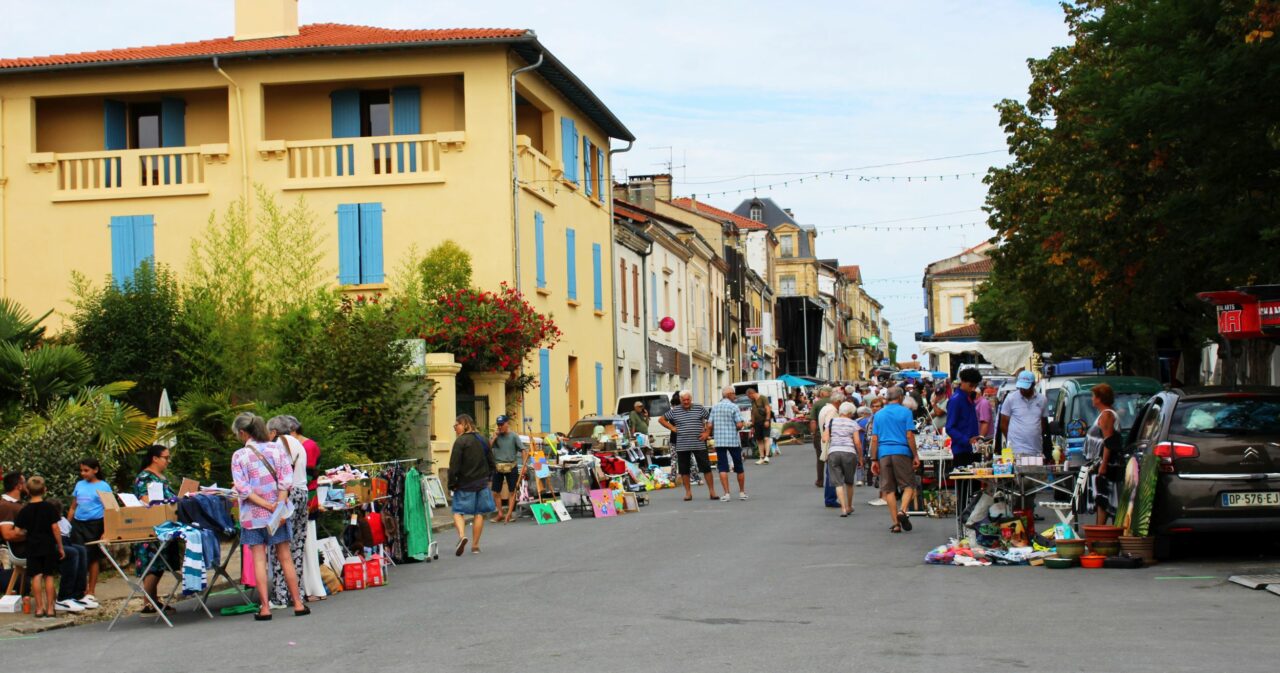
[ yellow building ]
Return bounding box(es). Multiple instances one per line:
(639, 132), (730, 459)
(0, 0), (634, 438)
(918, 241), (994, 371)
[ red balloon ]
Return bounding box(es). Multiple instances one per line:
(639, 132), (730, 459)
(751, 361), (760, 369)
(659, 317), (676, 333)
(911, 354), (918, 360)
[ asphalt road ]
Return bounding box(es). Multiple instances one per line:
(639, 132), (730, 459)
(3, 451), (1277, 672)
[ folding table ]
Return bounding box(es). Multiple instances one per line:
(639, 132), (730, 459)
(94, 536), (212, 630)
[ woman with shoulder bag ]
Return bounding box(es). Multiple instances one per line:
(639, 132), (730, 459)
(448, 414), (497, 556)
(230, 413), (308, 620)
(266, 416), (312, 607)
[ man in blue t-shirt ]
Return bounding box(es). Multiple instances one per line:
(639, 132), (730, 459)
(945, 367), (983, 468)
(870, 386), (920, 533)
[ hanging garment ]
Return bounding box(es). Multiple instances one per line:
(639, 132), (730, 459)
(242, 544), (256, 588)
(403, 467), (430, 561)
(303, 520), (327, 598)
(154, 521), (207, 594)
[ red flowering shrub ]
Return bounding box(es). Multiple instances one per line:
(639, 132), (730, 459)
(416, 283), (561, 373)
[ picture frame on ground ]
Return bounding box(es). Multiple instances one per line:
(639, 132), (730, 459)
(531, 502), (558, 525)
(551, 501), (572, 521)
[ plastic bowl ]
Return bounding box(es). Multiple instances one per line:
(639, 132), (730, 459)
(1044, 556), (1076, 569)
(1090, 540), (1120, 556)
(1080, 554), (1106, 569)
(1055, 538), (1087, 559)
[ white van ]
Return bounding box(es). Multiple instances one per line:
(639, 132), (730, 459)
(614, 391), (679, 451)
(731, 379), (789, 418)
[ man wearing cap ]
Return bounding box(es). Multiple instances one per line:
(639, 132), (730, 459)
(999, 371), (1049, 459)
(490, 416), (525, 523)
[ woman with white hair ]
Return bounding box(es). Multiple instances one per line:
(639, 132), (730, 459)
(266, 415), (310, 608)
(822, 402), (863, 517)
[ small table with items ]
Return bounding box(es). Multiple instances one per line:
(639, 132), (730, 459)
(947, 471), (1018, 536)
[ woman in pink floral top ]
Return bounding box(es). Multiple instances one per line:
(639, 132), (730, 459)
(230, 413), (310, 621)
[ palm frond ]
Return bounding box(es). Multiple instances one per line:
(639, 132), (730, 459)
(0, 298), (50, 350)
(1131, 450), (1160, 537)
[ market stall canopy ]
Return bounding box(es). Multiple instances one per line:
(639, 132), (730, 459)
(917, 341), (1034, 376)
(779, 374), (821, 388)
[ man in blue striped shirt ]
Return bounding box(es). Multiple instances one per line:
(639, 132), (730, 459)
(709, 386), (748, 502)
(660, 391), (718, 502)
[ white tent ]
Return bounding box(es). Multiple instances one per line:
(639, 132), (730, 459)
(917, 341), (1034, 376)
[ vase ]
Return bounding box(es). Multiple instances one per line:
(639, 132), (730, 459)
(1118, 535), (1156, 566)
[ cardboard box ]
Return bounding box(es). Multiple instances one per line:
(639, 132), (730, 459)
(344, 478), (372, 505)
(98, 492), (176, 541)
(0, 595), (21, 613)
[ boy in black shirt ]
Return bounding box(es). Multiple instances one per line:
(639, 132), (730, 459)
(14, 476), (63, 619)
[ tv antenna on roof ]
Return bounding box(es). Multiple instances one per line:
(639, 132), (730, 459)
(650, 145), (687, 182)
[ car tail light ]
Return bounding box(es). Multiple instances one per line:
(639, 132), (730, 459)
(1153, 441), (1198, 472)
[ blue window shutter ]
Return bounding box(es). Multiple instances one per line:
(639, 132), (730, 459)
(534, 212), (546, 289)
(337, 204), (361, 284)
(160, 97), (186, 147)
(109, 216), (133, 287)
(330, 89), (360, 176)
(539, 349), (552, 433)
(592, 243), (603, 311)
(597, 148), (606, 200)
(358, 203), (384, 284)
(560, 117), (578, 183)
(583, 138), (593, 197)
(595, 362), (603, 415)
(131, 215), (155, 273)
(566, 228), (577, 300)
(104, 100), (127, 151)
(391, 86), (421, 173)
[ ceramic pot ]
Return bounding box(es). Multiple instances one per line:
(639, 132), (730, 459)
(1118, 535), (1156, 565)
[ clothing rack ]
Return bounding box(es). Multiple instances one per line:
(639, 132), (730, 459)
(351, 458), (422, 470)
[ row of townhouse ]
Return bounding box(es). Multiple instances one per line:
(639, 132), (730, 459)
(0, 0), (894, 433)
(607, 175), (894, 406)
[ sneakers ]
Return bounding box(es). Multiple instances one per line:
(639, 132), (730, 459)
(55, 599), (85, 613)
(755, 459), (766, 465)
(763, 458), (770, 464)
(868, 497), (887, 506)
(78, 595), (100, 609)
(719, 494), (731, 502)
(855, 481), (865, 486)
(739, 492), (749, 501)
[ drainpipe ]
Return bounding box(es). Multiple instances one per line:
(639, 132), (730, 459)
(607, 140), (633, 395)
(509, 51), (543, 433)
(0, 96), (7, 296)
(212, 57), (251, 207)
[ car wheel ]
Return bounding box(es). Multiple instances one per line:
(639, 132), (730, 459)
(1153, 534), (1173, 561)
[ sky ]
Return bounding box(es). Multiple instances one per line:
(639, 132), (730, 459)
(0, 0), (1070, 362)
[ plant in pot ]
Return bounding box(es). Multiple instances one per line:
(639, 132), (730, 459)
(1118, 450), (1159, 565)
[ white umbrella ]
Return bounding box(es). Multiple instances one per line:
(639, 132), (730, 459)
(157, 388), (176, 448)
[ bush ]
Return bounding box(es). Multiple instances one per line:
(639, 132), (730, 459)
(281, 298), (424, 463)
(69, 261), (184, 412)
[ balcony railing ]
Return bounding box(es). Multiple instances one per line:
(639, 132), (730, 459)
(29, 146), (219, 202)
(263, 132), (463, 190)
(517, 136), (558, 205)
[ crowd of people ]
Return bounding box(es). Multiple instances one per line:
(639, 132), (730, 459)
(0, 412), (320, 621)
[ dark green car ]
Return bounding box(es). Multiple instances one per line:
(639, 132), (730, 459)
(1049, 376), (1165, 455)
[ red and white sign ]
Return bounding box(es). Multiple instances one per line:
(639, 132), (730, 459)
(745, 327), (763, 337)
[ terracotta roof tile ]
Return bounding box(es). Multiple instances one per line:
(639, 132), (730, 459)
(0, 24), (528, 70)
(933, 323), (980, 338)
(838, 265), (862, 283)
(934, 259), (993, 276)
(614, 203), (649, 223)
(670, 198), (768, 231)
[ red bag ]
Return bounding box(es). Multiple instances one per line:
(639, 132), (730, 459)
(366, 511), (387, 546)
(365, 554), (384, 587)
(342, 562), (365, 591)
(594, 453), (627, 475)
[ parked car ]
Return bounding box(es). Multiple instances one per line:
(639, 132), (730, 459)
(615, 391), (679, 450)
(1037, 376), (1073, 424)
(1125, 387), (1280, 558)
(731, 379), (789, 417)
(1049, 376), (1164, 458)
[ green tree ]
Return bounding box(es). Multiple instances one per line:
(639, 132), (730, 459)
(69, 261), (184, 412)
(975, 0), (1280, 379)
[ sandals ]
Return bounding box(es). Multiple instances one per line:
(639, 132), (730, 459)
(294, 606), (311, 617)
(890, 525), (903, 533)
(472, 547), (481, 555)
(839, 512), (849, 518)
(898, 511), (913, 532)
(455, 537), (468, 556)
(254, 613), (272, 621)
(682, 495), (693, 501)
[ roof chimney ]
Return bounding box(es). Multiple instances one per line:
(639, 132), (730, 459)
(652, 174), (672, 202)
(235, 0), (300, 41)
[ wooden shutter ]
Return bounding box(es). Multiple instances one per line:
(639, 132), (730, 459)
(583, 138), (593, 197)
(632, 265), (640, 327)
(597, 147), (606, 201)
(337, 204), (361, 284)
(619, 259), (628, 323)
(358, 203), (384, 284)
(534, 212), (546, 289)
(131, 215), (155, 271)
(103, 100), (127, 188)
(330, 89), (360, 176)
(160, 97), (186, 183)
(539, 349), (552, 433)
(566, 228), (577, 300)
(560, 117), (578, 183)
(592, 243), (603, 311)
(391, 86), (421, 172)
(109, 216), (133, 287)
